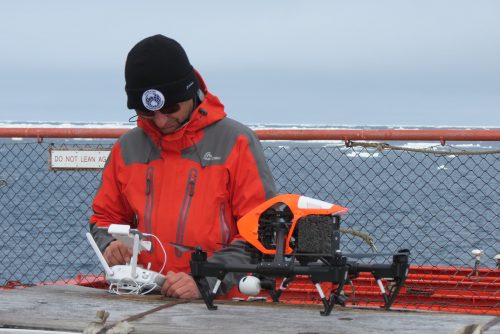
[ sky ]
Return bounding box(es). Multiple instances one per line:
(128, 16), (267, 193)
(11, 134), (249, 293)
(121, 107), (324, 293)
(0, 0), (499, 127)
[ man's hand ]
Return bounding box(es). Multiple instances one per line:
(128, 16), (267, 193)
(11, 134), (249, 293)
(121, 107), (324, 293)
(103, 240), (132, 266)
(161, 271), (201, 299)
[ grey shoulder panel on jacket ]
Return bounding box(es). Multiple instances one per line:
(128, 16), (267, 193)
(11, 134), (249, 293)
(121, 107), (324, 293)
(182, 117), (277, 199)
(182, 118), (254, 165)
(118, 127), (161, 165)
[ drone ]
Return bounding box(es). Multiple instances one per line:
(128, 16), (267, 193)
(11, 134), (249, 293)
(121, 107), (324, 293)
(173, 194), (410, 316)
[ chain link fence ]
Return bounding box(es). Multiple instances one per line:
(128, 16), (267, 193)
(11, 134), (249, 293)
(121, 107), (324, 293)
(0, 136), (498, 314)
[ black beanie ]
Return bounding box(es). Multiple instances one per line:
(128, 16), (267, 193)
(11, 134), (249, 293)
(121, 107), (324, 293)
(125, 35), (198, 111)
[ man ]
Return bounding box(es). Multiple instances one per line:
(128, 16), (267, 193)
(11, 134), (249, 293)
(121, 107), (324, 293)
(90, 35), (276, 299)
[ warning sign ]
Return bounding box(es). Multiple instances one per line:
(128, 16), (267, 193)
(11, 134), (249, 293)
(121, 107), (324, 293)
(49, 148), (111, 170)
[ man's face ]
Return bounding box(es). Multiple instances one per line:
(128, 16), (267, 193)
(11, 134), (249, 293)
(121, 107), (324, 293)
(136, 98), (194, 134)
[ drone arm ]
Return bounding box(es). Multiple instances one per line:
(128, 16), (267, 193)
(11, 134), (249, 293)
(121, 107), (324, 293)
(192, 246), (410, 314)
(348, 250), (410, 280)
(192, 253), (351, 314)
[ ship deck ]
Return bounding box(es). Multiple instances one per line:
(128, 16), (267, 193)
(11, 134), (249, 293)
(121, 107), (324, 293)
(0, 285), (498, 334)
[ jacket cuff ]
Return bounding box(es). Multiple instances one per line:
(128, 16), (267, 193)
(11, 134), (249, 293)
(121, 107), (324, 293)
(89, 223), (116, 253)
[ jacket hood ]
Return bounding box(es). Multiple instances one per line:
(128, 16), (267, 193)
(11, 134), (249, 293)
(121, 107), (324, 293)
(137, 70), (226, 146)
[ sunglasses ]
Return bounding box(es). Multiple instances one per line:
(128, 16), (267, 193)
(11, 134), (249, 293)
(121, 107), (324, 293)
(136, 103), (181, 118)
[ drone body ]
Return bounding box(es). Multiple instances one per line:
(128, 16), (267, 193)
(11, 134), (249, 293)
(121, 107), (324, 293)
(238, 194), (348, 255)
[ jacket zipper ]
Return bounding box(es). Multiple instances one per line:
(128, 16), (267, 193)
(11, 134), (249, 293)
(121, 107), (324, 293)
(220, 203), (230, 245)
(175, 168), (198, 257)
(144, 166), (155, 252)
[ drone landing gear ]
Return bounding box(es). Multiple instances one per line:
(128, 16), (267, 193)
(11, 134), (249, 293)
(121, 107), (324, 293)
(314, 280), (348, 316)
(192, 275), (222, 310)
(259, 277), (281, 302)
(348, 249), (410, 310)
(257, 275), (296, 302)
(378, 274), (408, 310)
(382, 249), (410, 310)
(190, 248), (225, 311)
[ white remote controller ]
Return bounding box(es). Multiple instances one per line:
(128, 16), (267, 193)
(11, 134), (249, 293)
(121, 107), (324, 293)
(106, 265), (165, 292)
(86, 226), (166, 293)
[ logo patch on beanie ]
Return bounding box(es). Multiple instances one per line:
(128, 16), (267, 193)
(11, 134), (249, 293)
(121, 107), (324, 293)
(142, 89), (165, 111)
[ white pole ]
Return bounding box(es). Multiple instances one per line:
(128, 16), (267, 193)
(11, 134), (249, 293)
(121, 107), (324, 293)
(130, 233), (140, 279)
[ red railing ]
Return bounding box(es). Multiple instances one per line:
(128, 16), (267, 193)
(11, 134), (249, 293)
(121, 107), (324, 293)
(2, 127), (500, 141)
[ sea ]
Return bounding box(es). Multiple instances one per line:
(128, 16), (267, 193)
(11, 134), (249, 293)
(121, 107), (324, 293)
(0, 121), (499, 285)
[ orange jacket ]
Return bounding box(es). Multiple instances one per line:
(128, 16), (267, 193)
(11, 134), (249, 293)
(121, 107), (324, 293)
(90, 73), (276, 279)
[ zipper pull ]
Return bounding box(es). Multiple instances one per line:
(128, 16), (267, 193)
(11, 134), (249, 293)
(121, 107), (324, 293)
(146, 167), (153, 195)
(188, 171), (196, 196)
(146, 177), (151, 195)
(189, 179), (195, 196)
